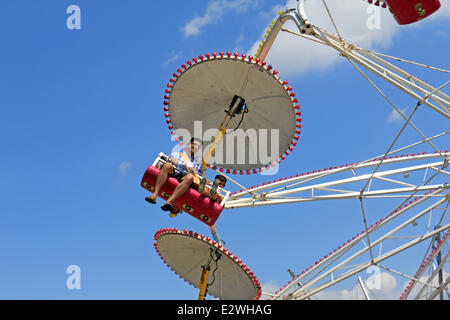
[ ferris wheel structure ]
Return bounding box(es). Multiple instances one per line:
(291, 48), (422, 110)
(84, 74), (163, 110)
(244, 0), (449, 300)
(149, 0), (449, 300)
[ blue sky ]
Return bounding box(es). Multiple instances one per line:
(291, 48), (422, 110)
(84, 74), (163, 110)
(0, 0), (449, 299)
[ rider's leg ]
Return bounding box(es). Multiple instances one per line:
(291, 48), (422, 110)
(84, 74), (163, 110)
(164, 173), (195, 205)
(147, 162), (174, 202)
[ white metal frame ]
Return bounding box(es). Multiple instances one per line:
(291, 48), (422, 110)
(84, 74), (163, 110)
(225, 153), (449, 209)
(274, 196), (448, 300)
(219, 0), (449, 300)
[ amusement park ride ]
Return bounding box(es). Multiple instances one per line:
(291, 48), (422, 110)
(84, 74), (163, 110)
(141, 0), (449, 300)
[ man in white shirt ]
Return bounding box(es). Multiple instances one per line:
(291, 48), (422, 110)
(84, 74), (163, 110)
(145, 137), (203, 213)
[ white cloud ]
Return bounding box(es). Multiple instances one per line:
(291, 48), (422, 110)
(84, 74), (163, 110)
(182, 0), (256, 37)
(232, 34), (247, 53)
(248, 0), (399, 77)
(399, 271), (449, 300)
(387, 107), (408, 123)
(119, 161), (133, 174)
(314, 272), (400, 300)
(164, 53), (180, 66)
(260, 280), (280, 299)
(236, 34), (245, 44)
(432, 0), (450, 19)
(371, 271), (397, 290)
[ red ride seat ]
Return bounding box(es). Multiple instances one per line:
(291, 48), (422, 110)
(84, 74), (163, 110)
(384, 0), (441, 25)
(141, 165), (224, 226)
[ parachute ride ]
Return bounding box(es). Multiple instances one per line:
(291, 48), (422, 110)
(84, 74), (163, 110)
(141, 0), (449, 300)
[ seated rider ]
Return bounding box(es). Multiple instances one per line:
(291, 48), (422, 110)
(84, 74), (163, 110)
(145, 137), (203, 213)
(209, 175), (227, 203)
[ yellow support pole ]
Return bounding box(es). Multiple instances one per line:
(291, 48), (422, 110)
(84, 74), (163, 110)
(199, 95), (246, 183)
(200, 95), (244, 174)
(198, 265), (211, 300)
(201, 116), (233, 173)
